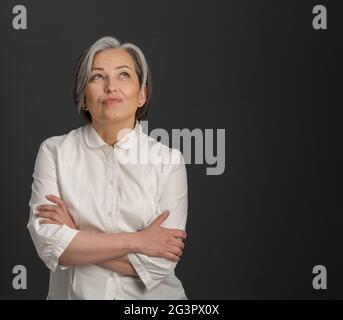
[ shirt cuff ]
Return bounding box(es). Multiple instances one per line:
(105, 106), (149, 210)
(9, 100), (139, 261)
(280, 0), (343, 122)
(47, 225), (80, 272)
(127, 253), (157, 291)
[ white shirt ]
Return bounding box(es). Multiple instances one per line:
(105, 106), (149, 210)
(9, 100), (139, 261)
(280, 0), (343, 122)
(27, 119), (188, 300)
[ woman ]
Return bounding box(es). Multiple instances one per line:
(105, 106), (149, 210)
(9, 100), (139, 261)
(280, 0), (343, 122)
(27, 36), (188, 300)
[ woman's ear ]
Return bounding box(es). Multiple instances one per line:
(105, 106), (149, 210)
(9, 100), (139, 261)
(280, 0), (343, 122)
(138, 85), (148, 108)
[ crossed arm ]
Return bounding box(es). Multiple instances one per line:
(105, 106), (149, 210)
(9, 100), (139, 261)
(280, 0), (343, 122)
(27, 141), (188, 288)
(99, 255), (138, 276)
(31, 194), (183, 277)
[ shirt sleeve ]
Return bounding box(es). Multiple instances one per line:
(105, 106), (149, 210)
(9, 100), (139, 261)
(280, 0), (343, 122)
(27, 139), (80, 272)
(127, 149), (188, 291)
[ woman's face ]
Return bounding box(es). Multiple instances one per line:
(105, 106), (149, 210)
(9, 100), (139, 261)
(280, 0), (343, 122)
(84, 48), (146, 124)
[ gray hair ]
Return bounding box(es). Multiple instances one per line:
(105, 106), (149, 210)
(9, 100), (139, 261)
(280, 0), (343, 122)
(72, 36), (152, 122)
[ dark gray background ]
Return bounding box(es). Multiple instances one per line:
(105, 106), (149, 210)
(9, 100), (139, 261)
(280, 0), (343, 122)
(0, 0), (342, 299)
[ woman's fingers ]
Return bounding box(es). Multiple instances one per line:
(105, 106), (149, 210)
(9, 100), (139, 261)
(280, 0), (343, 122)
(169, 237), (184, 249)
(164, 251), (181, 262)
(35, 211), (62, 223)
(36, 202), (77, 230)
(39, 219), (62, 226)
(151, 211), (169, 226)
(166, 245), (183, 257)
(36, 205), (64, 218)
(45, 194), (68, 211)
(37, 203), (65, 218)
(167, 228), (187, 239)
(37, 204), (58, 212)
(39, 194), (68, 213)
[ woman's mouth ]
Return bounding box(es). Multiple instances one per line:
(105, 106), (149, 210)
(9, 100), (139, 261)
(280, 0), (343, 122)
(102, 97), (123, 105)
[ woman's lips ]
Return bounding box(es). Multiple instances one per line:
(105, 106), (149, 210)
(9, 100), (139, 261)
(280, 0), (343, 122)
(103, 98), (123, 105)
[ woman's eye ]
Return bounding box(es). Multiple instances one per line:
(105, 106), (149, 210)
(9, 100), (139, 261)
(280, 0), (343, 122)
(90, 74), (104, 81)
(119, 72), (130, 79)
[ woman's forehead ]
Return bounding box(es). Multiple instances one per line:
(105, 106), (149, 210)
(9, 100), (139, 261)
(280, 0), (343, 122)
(92, 48), (135, 69)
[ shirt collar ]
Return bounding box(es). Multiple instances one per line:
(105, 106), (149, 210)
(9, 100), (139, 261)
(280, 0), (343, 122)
(84, 119), (142, 150)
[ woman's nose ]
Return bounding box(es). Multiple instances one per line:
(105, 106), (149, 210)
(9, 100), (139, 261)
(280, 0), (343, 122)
(105, 78), (118, 93)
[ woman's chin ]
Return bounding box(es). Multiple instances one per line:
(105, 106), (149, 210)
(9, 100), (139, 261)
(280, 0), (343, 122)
(102, 109), (123, 119)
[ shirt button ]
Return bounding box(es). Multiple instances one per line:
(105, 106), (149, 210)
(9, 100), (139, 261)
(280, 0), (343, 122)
(109, 180), (113, 186)
(107, 211), (112, 216)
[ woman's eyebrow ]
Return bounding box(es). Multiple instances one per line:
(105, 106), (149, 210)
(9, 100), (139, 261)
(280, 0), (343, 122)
(90, 65), (133, 71)
(115, 65), (133, 71)
(91, 67), (104, 71)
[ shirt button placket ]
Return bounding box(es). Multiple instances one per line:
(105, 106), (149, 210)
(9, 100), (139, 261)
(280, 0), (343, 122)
(112, 146), (118, 216)
(106, 147), (115, 220)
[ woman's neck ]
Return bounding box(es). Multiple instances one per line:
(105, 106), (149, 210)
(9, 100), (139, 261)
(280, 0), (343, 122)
(91, 117), (136, 147)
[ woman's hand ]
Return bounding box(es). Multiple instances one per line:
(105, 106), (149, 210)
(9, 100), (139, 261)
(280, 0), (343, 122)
(35, 196), (186, 262)
(35, 194), (78, 230)
(136, 211), (187, 262)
